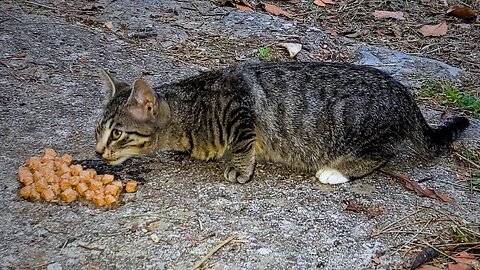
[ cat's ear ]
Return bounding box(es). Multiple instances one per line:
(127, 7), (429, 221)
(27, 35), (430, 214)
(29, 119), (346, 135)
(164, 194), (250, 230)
(128, 78), (159, 121)
(98, 68), (128, 99)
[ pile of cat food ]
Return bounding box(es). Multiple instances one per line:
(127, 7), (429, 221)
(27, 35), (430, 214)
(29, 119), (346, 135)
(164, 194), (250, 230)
(17, 148), (138, 207)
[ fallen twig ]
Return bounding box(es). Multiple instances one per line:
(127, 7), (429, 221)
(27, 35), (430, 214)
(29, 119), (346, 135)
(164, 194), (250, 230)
(420, 240), (457, 262)
(394, 219), (432, 254)
(23, 1), (56, 10)
(432, 178), (480, 193)
(191, 236), (236, 270)
(437, 242), (480, 249)
(371, 209), (424, 237)
(454, 152), (480, 169)
(0, 10), (23, 23)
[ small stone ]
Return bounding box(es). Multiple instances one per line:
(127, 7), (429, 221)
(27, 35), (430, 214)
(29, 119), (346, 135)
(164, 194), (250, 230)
(257, 247), (271, 255)
(150, 233), (159, 243)
(47, 262), (62, 270)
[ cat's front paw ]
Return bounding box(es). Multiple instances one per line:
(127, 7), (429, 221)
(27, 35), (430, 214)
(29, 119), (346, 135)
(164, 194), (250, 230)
(224, 166), (253, 184)
(316, 169), (349, 185)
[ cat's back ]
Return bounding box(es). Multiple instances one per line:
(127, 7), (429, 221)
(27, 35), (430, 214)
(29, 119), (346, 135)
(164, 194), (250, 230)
(235, 61), (406, 97)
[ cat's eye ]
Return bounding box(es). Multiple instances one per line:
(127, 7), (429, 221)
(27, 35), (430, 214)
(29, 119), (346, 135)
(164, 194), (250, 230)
(111, 129), (122, 140)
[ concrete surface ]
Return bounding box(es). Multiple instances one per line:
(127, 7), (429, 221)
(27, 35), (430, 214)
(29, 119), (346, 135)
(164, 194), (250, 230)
(0, 1), (479, 269)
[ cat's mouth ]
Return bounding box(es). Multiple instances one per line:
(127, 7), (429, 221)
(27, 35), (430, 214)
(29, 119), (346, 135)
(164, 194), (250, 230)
(104, 156), (131, 166)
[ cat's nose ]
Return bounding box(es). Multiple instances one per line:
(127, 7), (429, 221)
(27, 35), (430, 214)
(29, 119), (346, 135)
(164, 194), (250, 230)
(95, 144), (104, 156)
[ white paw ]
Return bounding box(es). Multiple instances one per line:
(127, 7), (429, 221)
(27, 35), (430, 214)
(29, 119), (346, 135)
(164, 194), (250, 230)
(316, 169), (349, 185)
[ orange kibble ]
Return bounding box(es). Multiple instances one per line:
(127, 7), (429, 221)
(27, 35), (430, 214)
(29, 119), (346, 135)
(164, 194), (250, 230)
(93, 195), (106, 207)
(30, 189), (41, 200)
(79, 170), (90, 183)
(54, 160), (63, 171)
(26, 156), (41, 170)
(43, 148), (57, 159)
(70, 164), (83, 176)
(18, 166), (31, 176)
(89, 180), (103, 191)
(17, 166), (34, 186)
(42, 160), (55, 170)
(50, 183), (61, 195)
(38, 165), (54, 176)
(125, 180), (138, 193)
(19, 185), (32, 199)
(58, 163), (71, 176)
(44, 173), (57, 184)
(105, 184), (120, 196)
(95, 176), (103, 184)
(104, 194), (117, 205)
(59, 173), (70, 181)
(59, 188), (78, 203)
(35, 177), (48, 193)
(59, 179), (71, 191)
(86, 168), (97, 179)
(112, 180), (123, 189)
(19, 150), (126, 207)
(41, 188), (56, 202)
(83, 190), (94, 201)
(76, 182), (88, 195)
(101, 174), (114, 184)
(69, 176), (80, 186)
(33, 171), (42, 182)
(61, 154), (73, 166)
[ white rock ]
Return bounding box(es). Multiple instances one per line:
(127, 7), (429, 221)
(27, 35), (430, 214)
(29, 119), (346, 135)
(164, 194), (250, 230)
(257, 247), (272, 255)
(278, 43), (302, 58)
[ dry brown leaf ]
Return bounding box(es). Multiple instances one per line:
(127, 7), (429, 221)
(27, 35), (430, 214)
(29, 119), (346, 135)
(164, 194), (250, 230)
(343, 199), (384, 219)
(233, 3), (253, 11)
(446, 6), (477, 22)
(371, 255), (381, 265)
(263, 3), (294, 18)
(344, 200), (364, 212)
(325, 28), (337, 36)
(419, 22), (448, 37)
(15, 52), (27, 58)
(448, 263), (474, 270)
(453, 251), (480, 269)
(78, 56), (89, 64)
(103, 21), (113, 30)
(314, 0), (334, 6)
(381, 170), (449, 202)
(434, 190), (449, 202)
(278, 42), (302, 58)
(239, 0), (254, 8)
(372, 10), (405, 20)
(417, 265), (443, 270)
(456, 252), (476, 260)
(80, 3), (104, 11)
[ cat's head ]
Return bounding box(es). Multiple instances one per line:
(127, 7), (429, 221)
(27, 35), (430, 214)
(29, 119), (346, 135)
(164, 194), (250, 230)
(95, 69), (170, 165)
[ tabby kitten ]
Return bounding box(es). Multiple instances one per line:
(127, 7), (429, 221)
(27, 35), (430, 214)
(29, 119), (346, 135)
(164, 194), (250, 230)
(95, 62), (469, 184)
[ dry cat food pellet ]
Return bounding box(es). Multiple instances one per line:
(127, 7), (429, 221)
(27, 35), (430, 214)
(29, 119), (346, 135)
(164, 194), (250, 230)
(125, 180), (138, 193)
(16, 148), (136, 207)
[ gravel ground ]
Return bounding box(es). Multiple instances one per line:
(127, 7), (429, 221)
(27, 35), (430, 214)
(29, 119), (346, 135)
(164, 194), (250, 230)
(0, 1), (479, 269)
